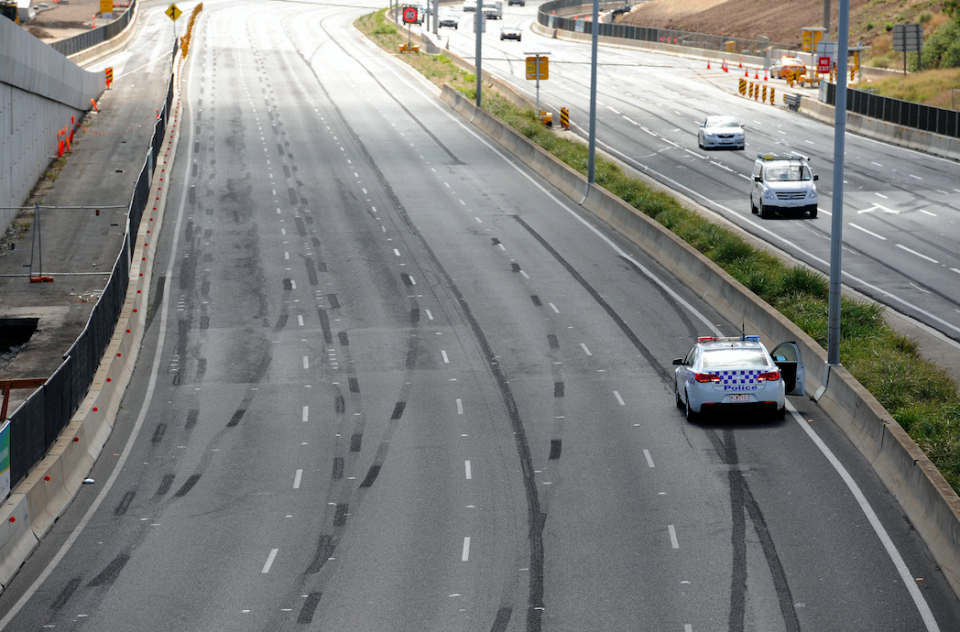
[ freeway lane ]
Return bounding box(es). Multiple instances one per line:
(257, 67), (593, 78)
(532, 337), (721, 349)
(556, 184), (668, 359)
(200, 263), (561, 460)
(440, 5), (960, 344)
(1, 1), (960, 631)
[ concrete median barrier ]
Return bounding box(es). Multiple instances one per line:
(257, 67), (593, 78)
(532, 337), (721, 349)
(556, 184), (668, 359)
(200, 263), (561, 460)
(23, 449), (70, 540)
(0, 494), (38, 589)
(440, 81), (960, 599)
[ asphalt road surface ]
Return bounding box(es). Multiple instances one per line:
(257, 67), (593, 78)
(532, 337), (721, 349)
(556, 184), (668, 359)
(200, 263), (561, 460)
(442, 5), (960, 346)
(2, 1), (960, 631)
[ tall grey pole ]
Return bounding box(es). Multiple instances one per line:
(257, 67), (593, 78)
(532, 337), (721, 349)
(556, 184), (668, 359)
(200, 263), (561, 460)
(475, 12), (482, 108)
(827, 0), (850, 366)
(823, 0), (831, 36)
(587, 0), (599, 183)
(433, 0), (438, 35)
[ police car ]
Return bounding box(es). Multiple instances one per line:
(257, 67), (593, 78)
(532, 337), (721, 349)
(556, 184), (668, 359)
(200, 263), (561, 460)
(750, 152), (819, 219)
(673, 335), (805, 421)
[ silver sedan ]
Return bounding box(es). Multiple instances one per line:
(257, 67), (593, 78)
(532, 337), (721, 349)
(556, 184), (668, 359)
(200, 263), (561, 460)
(697, 115), (745, 150)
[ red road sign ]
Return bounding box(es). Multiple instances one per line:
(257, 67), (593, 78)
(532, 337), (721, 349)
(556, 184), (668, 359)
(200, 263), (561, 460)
(402, 7), (417, 23)
(817, 56), (831, 74)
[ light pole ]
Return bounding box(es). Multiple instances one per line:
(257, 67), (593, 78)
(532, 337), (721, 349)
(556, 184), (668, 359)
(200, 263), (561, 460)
(475, 9), (483, 108)
(587, 0), (599, 183)
(826, 0), (850, 369)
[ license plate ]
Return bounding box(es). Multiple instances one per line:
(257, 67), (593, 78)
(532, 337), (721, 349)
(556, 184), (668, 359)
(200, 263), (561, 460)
(729, 394), (751, 402)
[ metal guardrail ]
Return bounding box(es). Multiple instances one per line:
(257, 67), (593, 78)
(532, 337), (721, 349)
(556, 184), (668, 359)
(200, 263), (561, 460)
(784, 93), (801, 111)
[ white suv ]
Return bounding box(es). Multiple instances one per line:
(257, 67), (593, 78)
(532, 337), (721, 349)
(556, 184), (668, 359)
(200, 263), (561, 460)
(750, 152), (819, 218)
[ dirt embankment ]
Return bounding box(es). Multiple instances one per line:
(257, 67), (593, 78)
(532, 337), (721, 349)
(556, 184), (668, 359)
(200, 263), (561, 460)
(619, 0), (947, 53)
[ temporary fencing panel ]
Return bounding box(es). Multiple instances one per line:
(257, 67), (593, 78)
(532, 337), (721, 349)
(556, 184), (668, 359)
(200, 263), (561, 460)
(5, 67), (175, 493)
(51, 1), (138, 57)
(823, 82), (960, 139)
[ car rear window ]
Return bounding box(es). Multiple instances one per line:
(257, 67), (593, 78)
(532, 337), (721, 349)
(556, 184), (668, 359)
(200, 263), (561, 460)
(701, 349), (769, 368)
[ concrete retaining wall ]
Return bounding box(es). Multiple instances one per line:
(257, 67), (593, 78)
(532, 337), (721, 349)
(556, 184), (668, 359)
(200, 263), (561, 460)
(0, 52), (184, 594)
(438, 81), (960, 598)
(1, 18), (108, 235)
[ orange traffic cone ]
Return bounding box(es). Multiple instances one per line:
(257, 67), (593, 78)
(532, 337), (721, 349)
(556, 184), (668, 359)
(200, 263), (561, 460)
(739, 58), (742, 68)
(707, 60), (711, 69)
(722, 60), (729, 73)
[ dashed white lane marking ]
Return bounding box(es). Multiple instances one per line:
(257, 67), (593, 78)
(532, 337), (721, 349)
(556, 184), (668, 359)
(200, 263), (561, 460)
(298, 315), (304, 326)
(291, 280), (297, 289)
(464, 460), (472, 479)
(607, 106), (621, 115)
(426, 309), (434, 320)
(548, 303), (559, 313)
(613, 391), (625, 406)
(685, 625), (693, 632)
(872, 161), (883, 167)
(896, 244), (938, 263)
(276, 208), (281, 214)
(284, 252), (290, 260)
(920, 209), (937, 216)
(909, 174), (922, 180)
(303, 356), (309, 369)
(442, 350), (450, 364)
(668, 525), (679, 549)
(302, 406), (309, 422)
(875, 192), (889, 198)
(293, 470), (302, 489)
(580, 343), (592, 356)
(462, 537), (471, 561)
(952, 268), (960, 275)
(394, 249), (401, 256)
(408, 276), (417, 285)
(643, 450), (655, 468)
(475, 217), (482, 223)
(262, 549), (279, 573)
(456, 398), (463, 414)
(848, 223), (887, 240)
(520, 270), (530, 279)
(498, 244), (506, 251)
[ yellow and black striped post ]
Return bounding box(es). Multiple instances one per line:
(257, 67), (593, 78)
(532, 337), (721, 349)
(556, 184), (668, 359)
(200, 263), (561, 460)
(739, 78), (746, 96)
(762, 84), (767, 103)
(560, 107), (569, 130)
(769, 87), (775, 104)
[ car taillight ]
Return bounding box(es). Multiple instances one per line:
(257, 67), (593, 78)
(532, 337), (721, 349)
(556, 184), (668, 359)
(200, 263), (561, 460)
(694, 372), (721, 383)
(757, 370), (780, 382)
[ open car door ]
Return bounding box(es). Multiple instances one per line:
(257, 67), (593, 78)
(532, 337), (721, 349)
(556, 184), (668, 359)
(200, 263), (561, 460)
(771, 342), (805, 396)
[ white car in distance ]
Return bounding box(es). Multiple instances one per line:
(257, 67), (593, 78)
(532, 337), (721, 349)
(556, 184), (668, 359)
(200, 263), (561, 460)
(697, 115), (745, 150)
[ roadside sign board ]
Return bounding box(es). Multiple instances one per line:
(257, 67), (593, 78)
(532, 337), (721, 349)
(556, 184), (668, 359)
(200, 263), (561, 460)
(802, 28), (823, 53)
(100, 0), (113, 19)
(165, 3), (182, 21)
(892, 24), (922, 52)
(525, 56), (548, 80)
(402, 7), (417, 24)
(817, 56), (831, 74)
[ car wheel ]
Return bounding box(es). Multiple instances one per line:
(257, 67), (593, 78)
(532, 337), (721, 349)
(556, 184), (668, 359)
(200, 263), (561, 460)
(809, 206), (818, 218)
(775, 405), (786, 420)
(738, 144), (745, 150)
(684, 391), (698, 422)
(750, 196), (758, 214)
(759, 203), (772, 219)
(500, 35), (504, 40)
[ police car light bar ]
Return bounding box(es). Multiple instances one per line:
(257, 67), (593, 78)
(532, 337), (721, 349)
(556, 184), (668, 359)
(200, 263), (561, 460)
(697, 335), (761, 343)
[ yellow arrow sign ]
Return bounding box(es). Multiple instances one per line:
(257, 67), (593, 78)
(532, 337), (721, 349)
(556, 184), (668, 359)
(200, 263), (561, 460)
(166, 3), (182, 21)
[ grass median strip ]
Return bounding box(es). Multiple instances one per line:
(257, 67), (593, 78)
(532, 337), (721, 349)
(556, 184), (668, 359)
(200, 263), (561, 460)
(357, 9), (960, 493)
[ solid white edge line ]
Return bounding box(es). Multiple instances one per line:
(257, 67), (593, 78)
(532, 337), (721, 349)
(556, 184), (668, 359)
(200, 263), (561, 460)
(351, 25), (943, 629)
(0, 40), (199, 632)
(788, 402), (940, 631)
(262, 548), (279, 574)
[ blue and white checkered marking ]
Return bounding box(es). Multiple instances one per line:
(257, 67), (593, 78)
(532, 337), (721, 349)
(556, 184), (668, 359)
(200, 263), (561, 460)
(717, 369), (761, 385)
